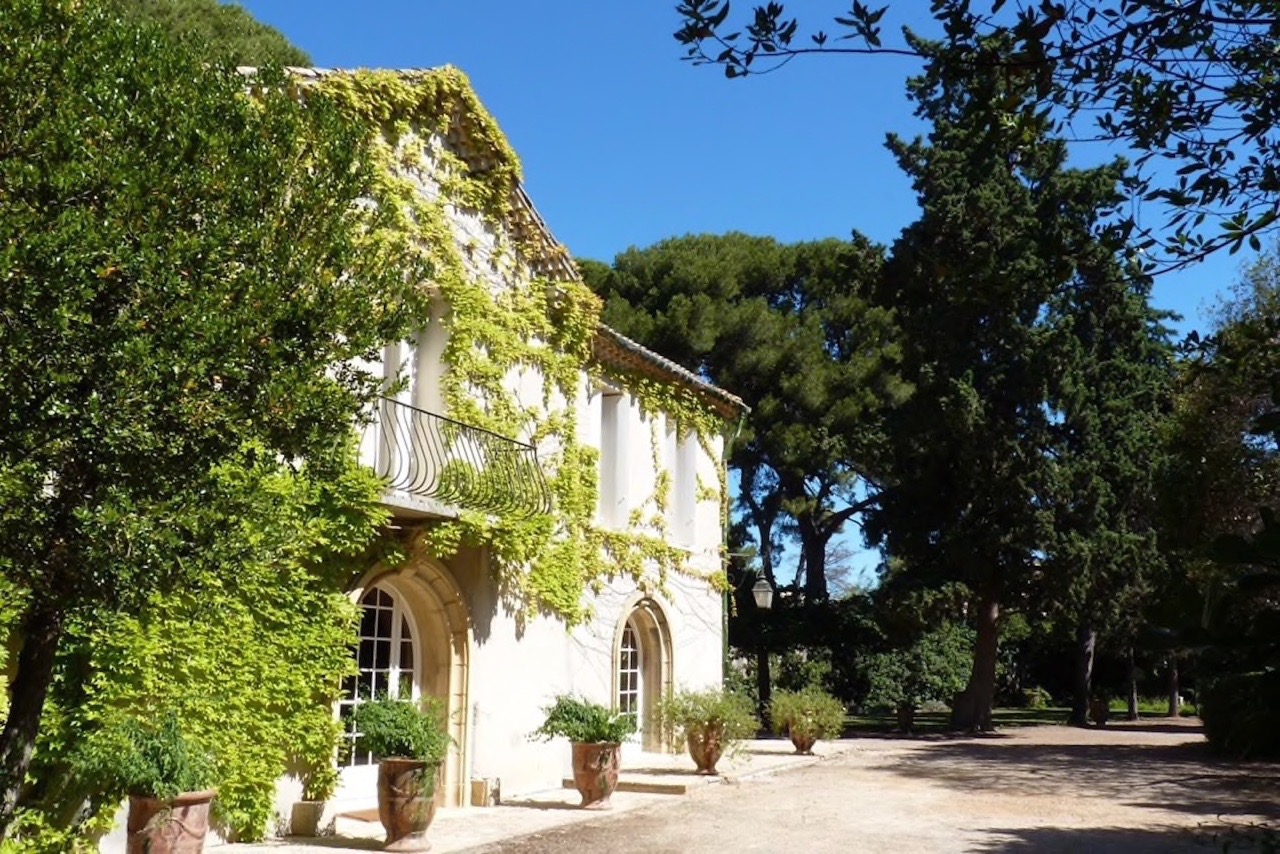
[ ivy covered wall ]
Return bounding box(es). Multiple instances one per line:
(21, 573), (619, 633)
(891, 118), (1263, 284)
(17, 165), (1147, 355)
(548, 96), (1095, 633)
(311, 67), (735, 623)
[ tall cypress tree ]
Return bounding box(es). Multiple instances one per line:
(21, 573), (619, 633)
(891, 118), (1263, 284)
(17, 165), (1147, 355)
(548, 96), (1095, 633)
(867, 37), (1139, 730)
(1043, 254), (1175, 726)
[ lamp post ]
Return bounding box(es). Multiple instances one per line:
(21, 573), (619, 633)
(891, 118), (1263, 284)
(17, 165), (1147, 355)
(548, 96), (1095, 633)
(752, 572), (774, 728)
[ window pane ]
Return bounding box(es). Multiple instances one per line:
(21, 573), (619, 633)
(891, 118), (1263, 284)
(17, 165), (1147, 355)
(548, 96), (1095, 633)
(401, 640), (413, 671)
(376, 607), (392, 638)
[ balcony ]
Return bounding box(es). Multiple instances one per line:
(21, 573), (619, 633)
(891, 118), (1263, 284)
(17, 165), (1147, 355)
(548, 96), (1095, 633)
(361, 398), (552, 517)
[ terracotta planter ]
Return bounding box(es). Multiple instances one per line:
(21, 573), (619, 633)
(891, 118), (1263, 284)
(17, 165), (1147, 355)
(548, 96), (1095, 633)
(788, 728), (817, 755)
(686, 724), (726, 775)
(126, 789), (216, 854)
(570, 742), (621, 809)
(289, 800), (325, 837)
(377, 758), (439, 852)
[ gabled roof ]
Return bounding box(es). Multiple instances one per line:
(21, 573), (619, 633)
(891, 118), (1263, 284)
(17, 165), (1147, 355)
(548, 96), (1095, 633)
(244, 66), (748, 422)
(592, 326), (749, 421)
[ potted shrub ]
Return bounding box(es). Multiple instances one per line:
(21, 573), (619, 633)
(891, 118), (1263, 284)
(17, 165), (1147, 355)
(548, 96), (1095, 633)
(769, 687), (846, 754)
(351, 696), (452, 852)
(531, 695), (635, 809)
(658, 687), (757, 775)
(73, 714), (216, 854)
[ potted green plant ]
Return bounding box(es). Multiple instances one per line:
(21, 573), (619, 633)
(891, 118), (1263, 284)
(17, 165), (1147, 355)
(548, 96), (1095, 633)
(351, 696), (452, 852)
(658, 688), (757, 775)
(769, 687), (846, 754)
(531, 695), (635, 809)
(72, 714), (216, 854)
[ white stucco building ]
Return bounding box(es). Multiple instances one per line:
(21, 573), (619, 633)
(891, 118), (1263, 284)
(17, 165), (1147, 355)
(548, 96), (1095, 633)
(273, 66), (750, 826)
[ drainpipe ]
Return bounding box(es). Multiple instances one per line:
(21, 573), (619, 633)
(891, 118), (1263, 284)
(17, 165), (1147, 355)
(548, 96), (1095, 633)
(721, 411), (748, 681)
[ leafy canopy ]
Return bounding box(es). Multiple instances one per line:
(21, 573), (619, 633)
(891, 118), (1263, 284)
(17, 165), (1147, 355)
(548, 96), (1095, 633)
(674, 0), (1280, 266)
(120, 0), (311, 66)
(0, 0), (427, 834)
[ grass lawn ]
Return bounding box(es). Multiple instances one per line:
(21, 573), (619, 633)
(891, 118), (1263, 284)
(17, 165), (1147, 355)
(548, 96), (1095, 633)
(842, 704), (1199, 735)
(843, 707), (1070, 735)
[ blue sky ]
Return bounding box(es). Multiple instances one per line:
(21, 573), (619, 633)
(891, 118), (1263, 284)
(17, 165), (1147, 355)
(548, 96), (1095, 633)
(238, 1), (1248, 335)
(237, 2), (1253, 589)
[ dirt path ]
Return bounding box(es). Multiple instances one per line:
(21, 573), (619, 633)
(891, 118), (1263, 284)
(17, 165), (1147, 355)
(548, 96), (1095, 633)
(462, 719), (1279, 853)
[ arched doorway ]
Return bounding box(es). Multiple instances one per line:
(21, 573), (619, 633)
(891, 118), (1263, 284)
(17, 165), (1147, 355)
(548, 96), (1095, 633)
(613, 598), (673, 752)
(338, 557), (470, 807)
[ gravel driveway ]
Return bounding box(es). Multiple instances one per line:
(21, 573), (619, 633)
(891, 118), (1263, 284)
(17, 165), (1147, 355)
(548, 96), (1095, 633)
(461, 719), (1279, 853)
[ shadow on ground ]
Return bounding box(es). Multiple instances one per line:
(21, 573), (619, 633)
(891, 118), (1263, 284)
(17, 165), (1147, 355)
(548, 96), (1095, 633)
(971, 825), (1208, 852)
(878, 726), (1280, 823)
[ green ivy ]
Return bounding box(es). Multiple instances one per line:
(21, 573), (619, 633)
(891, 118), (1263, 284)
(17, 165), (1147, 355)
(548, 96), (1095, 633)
(311, 69), (735, 622)
(14, 445), (384, 844)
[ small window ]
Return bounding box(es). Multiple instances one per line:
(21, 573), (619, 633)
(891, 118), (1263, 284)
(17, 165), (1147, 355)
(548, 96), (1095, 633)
(598, 390), (627, 527)
(617, 622), (641, 726)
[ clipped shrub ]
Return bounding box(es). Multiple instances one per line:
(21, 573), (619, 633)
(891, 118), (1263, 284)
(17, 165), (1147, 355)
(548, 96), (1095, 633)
(769, 687), (846, 743)
(658, 688), (758, 744)
(864, 622), (974, 717)
(351, 696), (452, 764)
(531, 695), (636, 744)
(1200, 670), (1280, 760)
(1022, 686), (1053, 710)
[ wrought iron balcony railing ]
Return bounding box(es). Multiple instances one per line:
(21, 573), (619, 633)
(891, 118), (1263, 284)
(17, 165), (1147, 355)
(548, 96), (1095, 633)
(362, 397), (552, 517)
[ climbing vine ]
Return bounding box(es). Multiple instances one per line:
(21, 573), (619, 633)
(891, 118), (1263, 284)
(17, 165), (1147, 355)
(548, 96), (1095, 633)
(5, 447), (384, 846)
(311, 68), (735, 621)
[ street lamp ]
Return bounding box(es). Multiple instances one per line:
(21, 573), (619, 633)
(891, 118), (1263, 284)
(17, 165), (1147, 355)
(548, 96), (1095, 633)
(750, 572), (774, 729)
(751, 574), (774, 611)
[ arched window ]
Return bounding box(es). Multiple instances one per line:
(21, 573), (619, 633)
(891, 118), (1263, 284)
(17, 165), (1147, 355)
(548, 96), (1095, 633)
(339, 584), (419, 766)
(617, 621), (641, 728)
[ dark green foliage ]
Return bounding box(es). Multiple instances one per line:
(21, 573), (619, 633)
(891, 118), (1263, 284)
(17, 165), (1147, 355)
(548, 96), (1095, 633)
(530, 695), (636, 744)
(1200, 670), (1280, 760)
(120, 0), (311, 66)
(584, 234), (906, 602)
(863, 35), (1143, 730)
(70, 715), (214, 801)
(864, 623), (974, 713)
(351, 697), (452, 765)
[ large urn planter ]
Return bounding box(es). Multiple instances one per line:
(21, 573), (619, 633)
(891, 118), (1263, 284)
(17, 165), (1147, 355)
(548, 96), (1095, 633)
(350, 697), (454, 852)
(68, 716), (216, 854)
(769, 688), (846, 756)
(569, 742), (621, 809)
(377, 758), (440, 852)
(787, 729), (818, 755)
(685, 725), (726, 775)
(531, 695), (636, 810)
(127, 789), (217, 854)
(658, 688), (758, 777)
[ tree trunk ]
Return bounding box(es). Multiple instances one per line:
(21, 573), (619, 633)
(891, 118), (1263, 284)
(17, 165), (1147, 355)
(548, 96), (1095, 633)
(0, 604), (65, 840)
(949, 595), (1000, 732)
(799, 519), (829, 604)
(755, 644), (771, 731)
(1068, 623), (1096, 727)
(1126, 648), (1139, 721)
(1167, 655), (1180, 717)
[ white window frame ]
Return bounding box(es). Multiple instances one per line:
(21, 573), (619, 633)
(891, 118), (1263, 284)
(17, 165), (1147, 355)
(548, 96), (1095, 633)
(339, 583), (420, 767)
